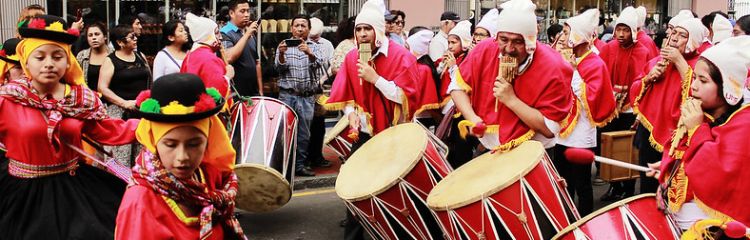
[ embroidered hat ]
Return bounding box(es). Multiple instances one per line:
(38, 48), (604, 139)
(0, 38), (20, 64)
(712, 14), (733, 44)
(17, 15), (80, 44)
(406, 29), (433, 58)
(675, 18), (708, 54)
(476, 8), (499, 38)
(565, 8), (600, 47)
(136, 73), (225, 122)
(497, 0), (538, 54)
(700, 36), (750, 106)
(615, 7), (639, 43)
(449, 20), (473, 51)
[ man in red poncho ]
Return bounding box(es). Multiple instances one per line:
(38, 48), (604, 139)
(448, 0), (572, 154)
(636, 6), (660, 59)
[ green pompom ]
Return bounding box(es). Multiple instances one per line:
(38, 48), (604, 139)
(205, 88), (222, 103)
(17, 20), (26, 28)
(139, 99), (161, 113)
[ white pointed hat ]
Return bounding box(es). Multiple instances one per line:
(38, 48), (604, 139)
(449, 20), (473, 50)
(496, 0), (538, 54)
(407, 29), (434, 58)
(476, 8), (499, 38)
(701, 36), (750, 105)
(636, 6), (647, 28)
(675, 18), (708, 53)
(565, 8), (599, 47)
(355, 0), (388, 49)
(615, 7), (639, 43)
(310, 17), (324, 37)
(712, 14), (733, 44)
(185, 13), (218, 43)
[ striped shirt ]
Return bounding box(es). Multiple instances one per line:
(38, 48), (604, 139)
(274, 39), (326, 94)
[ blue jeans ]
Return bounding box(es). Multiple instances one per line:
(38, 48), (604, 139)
(279, 92), (315, 171)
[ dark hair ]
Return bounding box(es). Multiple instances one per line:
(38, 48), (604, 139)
(291, 14), (311, 28)
(701, 11), (729, 30)
(390, 10), (406, 20)
(408, 26), (430, 36)
(161, 20), (191, 52)
(547, 24), (563, 43)
(85, 22), (108, 36)
(336, 16), (356, 42)
(26, 4), (45, 12)
(118, 15), (142, 26)
(110, 24), (134, 50)
(737, 15), (750, 35)
(228, 0), (249, 11)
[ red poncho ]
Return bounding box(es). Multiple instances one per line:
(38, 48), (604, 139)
(593, 39), (607, 52)
(453, 40), (572, 151)
(660, 105), (750, 225)
(116, 163), (235, 239)
(436, 54), (466, 106)
(323, 40), (439, 134)
(560, 51), (617, 136)
(632, 53), (699, 153)
(599, 40), (652, 111)
(697, 41), (713, 55)
(638, 31), (660, 60)
(181, 46), (230, 98)
(414, 63), (441, 114)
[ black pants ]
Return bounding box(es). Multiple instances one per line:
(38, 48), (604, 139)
(344, 133), (372, 240)
(636, 125), (661, 194)
(445, 116), (480, 169)
(597, 113), (637, 196)
(307, 115), (326, 165)
(553, 145), (593, 215)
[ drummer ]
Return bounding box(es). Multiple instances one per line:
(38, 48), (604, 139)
(554, 9), (617, 216)
(116, 73), (246, 239)
(448, 0), (572, 154)
(0, 38), (23, 84)
(648, 36), (750, 235)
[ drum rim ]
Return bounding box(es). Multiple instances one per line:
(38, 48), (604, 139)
(231, 96), (299, 120)
(426, 141), (544, 210)
(550, 193), (657, 240)
(324, 117), (350, 145)
(335, 123), (429, 201)
(234, 163), (293, 212)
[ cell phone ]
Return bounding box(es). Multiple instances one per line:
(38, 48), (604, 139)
(285, 39), (303, 47)
(76, 8), (82, 21)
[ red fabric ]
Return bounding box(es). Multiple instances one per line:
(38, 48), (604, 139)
(662, 107), (750, 225)
(181, 46), (229, 97)
(456, 41), (573, 145)
(696, 41), (713, 55)
(594, 39), (606, 52)
(599, 39), (652, 109)
(326, 40), (436, 134)
(633, 54), (699, 150)
(413, 63), (440, 112)
(436, 54), (465, 105)
(638, 31), (660, 60)
(577, 52), (617, 124)
(0, 98), (138, 166)
(116, 163), (231, 240)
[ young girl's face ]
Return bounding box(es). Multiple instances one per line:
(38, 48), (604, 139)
(157, 126), (208, 180)
(447, 35), (463, 56)
(691, 59), (725, 111)
(26, 44), (68, 85)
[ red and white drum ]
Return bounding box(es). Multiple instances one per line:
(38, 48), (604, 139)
(427, 141), (580, 240)
(552, 194), (681, 240)
(323, 117), (355, 161)
(336, 123), (451, 240)
(230, 97), (297, 213)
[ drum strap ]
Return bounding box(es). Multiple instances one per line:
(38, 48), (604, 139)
(658, 159), (683, 213)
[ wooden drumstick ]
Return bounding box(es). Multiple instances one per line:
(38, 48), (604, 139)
(564, 148), (653, 173)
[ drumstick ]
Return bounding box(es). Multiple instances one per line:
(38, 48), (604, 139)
(724, 221), (750, 238)
(564, 148), (653, 173)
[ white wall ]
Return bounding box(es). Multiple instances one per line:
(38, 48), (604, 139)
(0, 0), (47, 40)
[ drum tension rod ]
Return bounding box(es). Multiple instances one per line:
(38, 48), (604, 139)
(399, 208), (410, 217)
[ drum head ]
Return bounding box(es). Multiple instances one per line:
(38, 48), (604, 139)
(427, 141), (544, 210)
(551, 194), (657, 239)
(235, 163), (292, 213)
(324, 117), (349, 145)
(335, 123), (428, 201)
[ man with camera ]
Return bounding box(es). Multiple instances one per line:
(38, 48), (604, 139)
(275, 14), (327, 177)
(221, 0), (261, 97)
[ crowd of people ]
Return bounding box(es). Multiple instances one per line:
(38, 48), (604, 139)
(1, 0), (750, 239)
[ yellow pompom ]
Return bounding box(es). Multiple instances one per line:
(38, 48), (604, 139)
(46, 21), (64, 32)
(161, 101), (195, 115)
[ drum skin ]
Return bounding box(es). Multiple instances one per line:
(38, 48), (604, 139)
(336, 123), (451, 240)
(230, 97), (297, 213)
(552, 194), (681, 240)
(427, 141), (580, 240)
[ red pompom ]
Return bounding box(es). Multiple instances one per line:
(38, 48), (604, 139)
(472, 122), (487, 136)
(135, 90), (151, 106)
(67, 28), (80, 37)
(193, 93), (217, 112)
(565, 148), (596, 165)
(0, 49), (6, 57)
(347, 127), (359, 142)
(724, 221), (747, 239)
(28, 18), (46, 29)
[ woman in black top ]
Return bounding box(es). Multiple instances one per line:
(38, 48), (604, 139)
(76, 22), (113, 91)
(98, 24), (151, 166)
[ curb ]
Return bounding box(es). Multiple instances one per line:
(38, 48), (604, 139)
(293, 173), (338, 191)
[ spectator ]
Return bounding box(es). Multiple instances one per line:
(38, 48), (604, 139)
(388, 10), (407, 46)
(98, 24), (152, 167)
(153, 20), (190, 79)
(307, 17), (334, 169)
(330, 16), (356, 75)
(309, 17), (334, 62)
(428, 11), (460, 61)
(547, 23), (563, 44)
(734, 15), (750, 36)
(15, 4), (46, 38)
(275, 14), (326, 177)
(221, 0), (261, 97)
(76, 22), (113, 91)
(118, 15), (144, 37)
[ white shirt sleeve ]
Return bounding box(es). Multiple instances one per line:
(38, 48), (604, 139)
(446, 65), (463, 94)
(374, 77), (404, 104)
(152, 51), (168, 80)
(428, 37), (445, 62)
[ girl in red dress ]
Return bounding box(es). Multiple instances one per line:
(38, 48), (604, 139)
(116, 73), (246, 239)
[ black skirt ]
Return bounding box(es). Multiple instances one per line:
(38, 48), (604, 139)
(0, 160), (126, 240)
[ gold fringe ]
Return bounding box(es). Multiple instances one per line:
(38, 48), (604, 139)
(680, 68), (693, 105)
(454, 68), (472, 94)
(579, 81), (617, 127)
(667, 162), (688, 213)
(414, 103), (441, 117)
(694, 198), (735, 223)
(493, 129), (535, 153)
(439, 97), (452, 108)
(457, 120), (475, 139)
(681, 219), (724, 240)
(559, 99), (580, 138)
(317, 95), (356, 111)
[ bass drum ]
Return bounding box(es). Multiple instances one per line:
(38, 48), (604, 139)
(230, 97), (297, 213)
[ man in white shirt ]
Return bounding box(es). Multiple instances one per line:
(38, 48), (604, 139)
(428, 11), (460, 61)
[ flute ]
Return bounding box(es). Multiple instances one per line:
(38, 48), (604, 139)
(495, 56), (518, 112)
(358, 43), (372, 85)
(669, 97), (698, 157)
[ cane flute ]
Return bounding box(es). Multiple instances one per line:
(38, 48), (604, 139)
(358, 43), (372, 85)
(495, 56), (518, 112)
(669, 97), (699, 157)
